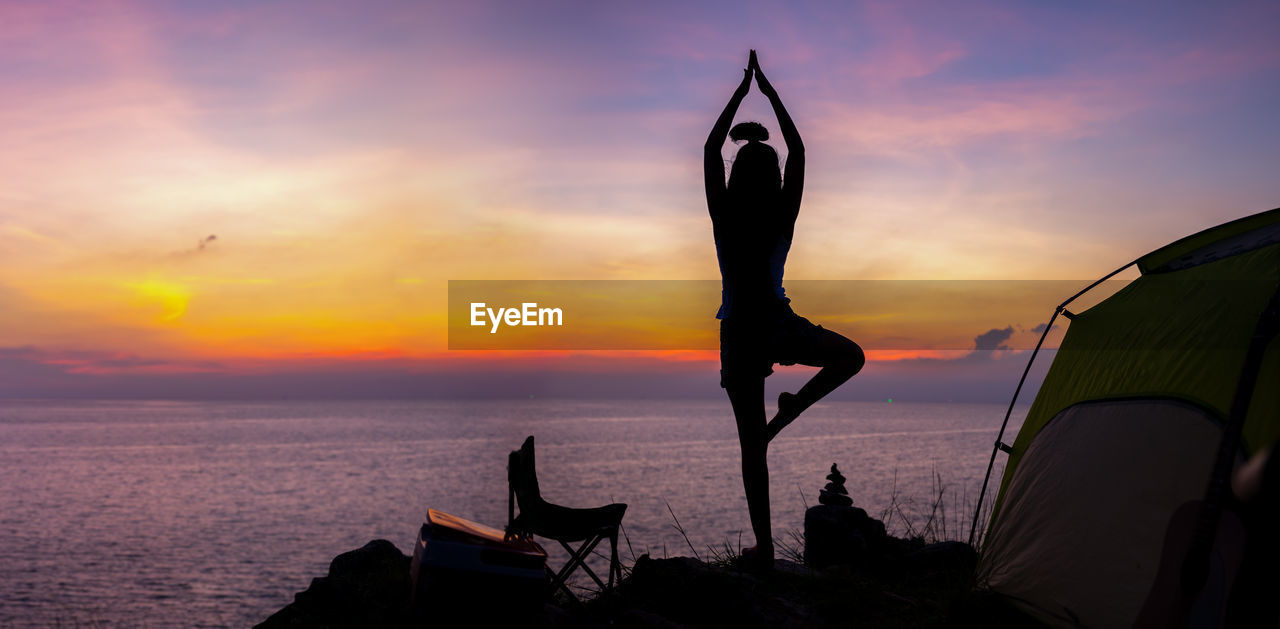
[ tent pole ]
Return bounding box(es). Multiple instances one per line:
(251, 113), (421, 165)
(967, 308), (1058, 546)
(968, 260), (1139, 547)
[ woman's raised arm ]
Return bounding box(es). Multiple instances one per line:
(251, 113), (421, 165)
(750, 54), (802, 155)
(705, 65), (752, 215)
(751, 52), (804, 221)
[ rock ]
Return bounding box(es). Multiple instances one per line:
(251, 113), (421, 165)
(256, 539), (411, 628)
(257, 537), (992, 628)
(773, 558), (808, 576)
(617, 555), (817, 628)
(614, 608), (688, 629)
(902, 541), (978, 584)
(258, 539), (579, 628)
(818, 489), (853, 507)
(803, 505), (888, 570)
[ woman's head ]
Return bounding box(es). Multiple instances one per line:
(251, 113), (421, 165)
(727, 122), (781, 200)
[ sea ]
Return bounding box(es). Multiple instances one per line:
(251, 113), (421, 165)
(0, 398), (1026, 628)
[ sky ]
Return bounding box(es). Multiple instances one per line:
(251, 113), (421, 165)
(1, 0), (1277, 399)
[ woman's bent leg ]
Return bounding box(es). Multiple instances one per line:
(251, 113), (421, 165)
(726, 376), (773, 566)
(766, 328), (865, 442)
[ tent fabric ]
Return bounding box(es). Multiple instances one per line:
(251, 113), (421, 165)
(996, 226), (1280, 512)
(979, 399), (1223, 627)
(979, 207), (1280, 628)
(1138, 207), (1280, 274)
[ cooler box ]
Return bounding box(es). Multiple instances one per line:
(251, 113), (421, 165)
(409, 508), (548, 615)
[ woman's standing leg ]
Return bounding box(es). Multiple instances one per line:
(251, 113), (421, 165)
(726, 376), (773, 565)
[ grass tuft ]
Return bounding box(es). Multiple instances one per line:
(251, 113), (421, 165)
(665, 500), (701, 562)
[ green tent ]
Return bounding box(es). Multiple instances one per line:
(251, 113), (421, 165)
(975, 207), (1280, 627)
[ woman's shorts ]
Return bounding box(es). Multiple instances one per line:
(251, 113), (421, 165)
(719, 307), (850, 388)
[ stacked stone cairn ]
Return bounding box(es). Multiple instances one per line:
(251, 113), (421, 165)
(818, 463), (853, 507)
(804, 462), (888, 569)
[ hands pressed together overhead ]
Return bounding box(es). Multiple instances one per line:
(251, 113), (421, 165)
(742, 49), (777, 98)
(707, 48), (803, 196)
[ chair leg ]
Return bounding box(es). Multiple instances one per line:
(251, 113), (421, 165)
(542, 528), (627, 599)
(552, 537), (599, 587)
(546, 535), (609, 598)
(559, 537), (609, 592)
(546, 563), (578, 604)
(609, 530), (620, 588)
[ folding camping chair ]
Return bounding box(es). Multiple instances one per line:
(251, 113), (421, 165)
(505, 435), (627, 600)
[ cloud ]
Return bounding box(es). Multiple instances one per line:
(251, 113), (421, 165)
(0, 346), (225, 376)
(973, 326), (1014, 351)
(1030, 323), (1057, 334)
(812, 86), (1117, 158)
(167, 234), (219, 260)
(847, 1), (970, 84)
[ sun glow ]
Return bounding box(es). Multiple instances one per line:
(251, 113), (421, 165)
(125, 279), (191, 323)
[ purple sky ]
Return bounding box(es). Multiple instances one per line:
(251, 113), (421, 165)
(1, 1), (1277, 399)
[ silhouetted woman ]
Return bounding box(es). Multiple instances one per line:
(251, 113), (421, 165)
(705, 51), (865, 567)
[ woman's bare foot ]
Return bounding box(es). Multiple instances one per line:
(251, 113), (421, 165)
(765, 392), (803, 442)
(740, 543), (775, 571)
